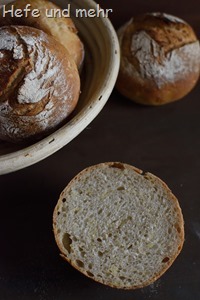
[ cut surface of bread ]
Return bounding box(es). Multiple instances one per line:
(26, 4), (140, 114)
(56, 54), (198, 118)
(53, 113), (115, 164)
(53, 162), (184, 289)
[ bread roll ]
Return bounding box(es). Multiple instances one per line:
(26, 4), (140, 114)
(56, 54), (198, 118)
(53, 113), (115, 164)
(0, 0), (84, 69)
(53, 162), (184, 289)
(0, 25), (80, 143)
(116, 13), (200, 105)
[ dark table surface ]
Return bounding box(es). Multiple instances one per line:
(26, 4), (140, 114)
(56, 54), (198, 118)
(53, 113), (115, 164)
(0, 0), (200, 299)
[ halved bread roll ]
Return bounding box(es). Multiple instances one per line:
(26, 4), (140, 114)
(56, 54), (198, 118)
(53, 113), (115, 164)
(53, 162), (184, 289)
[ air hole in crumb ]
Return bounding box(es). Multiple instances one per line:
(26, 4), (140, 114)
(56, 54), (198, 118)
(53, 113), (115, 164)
(57, 211), (60, 215)
(76, 260), (84, 268)
(110, 163), (125, 170)
(162, 257), (170, 263)
(62, 198), (66, 203)
(86, 271), (94, 277)
(62, 233), (72, 254)
(97, 238), (102, 242)
(88, 263), (92, 269)
(98, 251), (103, 257)
(79, 247), (85, 257)
(117, 186), (125, 191)
(120, 276), (126, 280)
(98, 208), (103, 215)
(168, 228), (172, 234)
(176, 225), (181, 233)
(62, 206), (66, 212)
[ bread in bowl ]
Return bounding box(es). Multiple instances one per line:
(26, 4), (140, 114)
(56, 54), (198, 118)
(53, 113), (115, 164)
(0, 0), (84, 69)
(0, 25), (80, 143)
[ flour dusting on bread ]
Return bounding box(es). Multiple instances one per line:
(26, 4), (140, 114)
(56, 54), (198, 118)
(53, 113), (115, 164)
(150, 12), (186, 24)
(130, 30), (200, 88)
(0, 26), (80, 142)
(117, 13), (200, 105)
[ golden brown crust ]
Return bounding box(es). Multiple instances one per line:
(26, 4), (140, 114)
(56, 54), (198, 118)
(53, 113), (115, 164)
(116, 13), (200, 105)
(0, 0), (84, 69)
(53, 162), (184, 290)
(117, 67), (200, 105)
(0, 25), (80, 143)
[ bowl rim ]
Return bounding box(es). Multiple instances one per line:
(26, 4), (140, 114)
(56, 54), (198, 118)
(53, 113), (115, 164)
(0, 0), (120, 175)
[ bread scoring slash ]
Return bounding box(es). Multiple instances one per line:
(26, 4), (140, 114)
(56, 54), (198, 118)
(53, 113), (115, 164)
(0, 0), (85, 69)
(116, 13), (200, 105)
(0, 26), (80, 143)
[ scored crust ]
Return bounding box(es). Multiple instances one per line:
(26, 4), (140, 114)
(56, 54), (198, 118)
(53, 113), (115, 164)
(0, 0), (84, 69)
(53, 162), (184, 289)
(116, 13), (200, 105)
(0, 25), (80, 142)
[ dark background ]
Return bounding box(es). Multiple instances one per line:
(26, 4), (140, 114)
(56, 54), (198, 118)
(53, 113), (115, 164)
(0, 0), (200, 299)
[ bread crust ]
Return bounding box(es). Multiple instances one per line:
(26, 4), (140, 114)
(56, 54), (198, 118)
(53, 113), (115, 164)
(0, 0), (84, 69)
(53, 162), (184, 290)
(116, 13), (200, 105)
(0, 25), (80, 142)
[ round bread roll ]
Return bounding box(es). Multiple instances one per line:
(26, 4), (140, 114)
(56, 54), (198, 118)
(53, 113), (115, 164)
(116, 13), (200, 105)
(0, 25), (80, 143)
(53, 162), (184, 289)
(0, 0), (84, 69)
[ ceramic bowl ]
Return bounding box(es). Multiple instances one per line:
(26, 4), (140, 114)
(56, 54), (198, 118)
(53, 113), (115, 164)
(0, 0), (120, 175)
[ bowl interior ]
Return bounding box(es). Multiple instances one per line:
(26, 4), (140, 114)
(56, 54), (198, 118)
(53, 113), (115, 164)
(0, 0), (120, 175)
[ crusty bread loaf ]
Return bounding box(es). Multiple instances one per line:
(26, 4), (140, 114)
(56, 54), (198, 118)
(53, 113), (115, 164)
(0, 0), (84, 69)
(116, 13), (200, 105)
(0, 25), (80, 143)
(53, 162), (184, 289)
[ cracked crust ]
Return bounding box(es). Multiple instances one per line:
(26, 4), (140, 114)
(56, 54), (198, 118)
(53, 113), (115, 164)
(116, 13), (200, 105)
(0, 25), (80, 143)
(0, 0), (84, 69)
